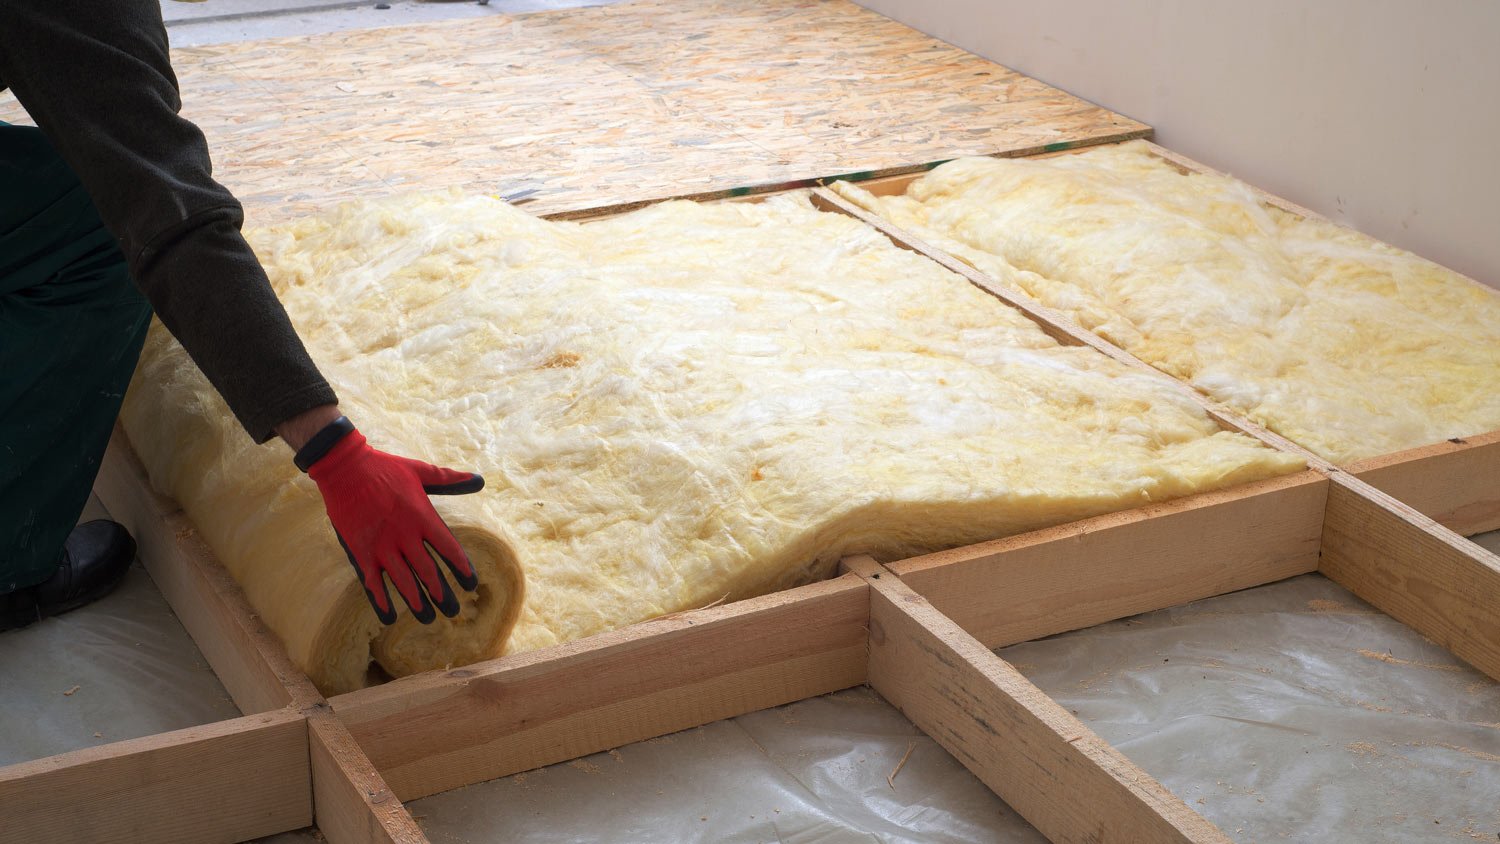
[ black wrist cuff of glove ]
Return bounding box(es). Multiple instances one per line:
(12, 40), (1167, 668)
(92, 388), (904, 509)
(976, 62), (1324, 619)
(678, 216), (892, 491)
(294, 416), (356, 472)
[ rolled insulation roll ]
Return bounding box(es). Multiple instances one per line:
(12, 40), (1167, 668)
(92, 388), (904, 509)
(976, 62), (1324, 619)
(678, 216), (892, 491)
(122, 323), (523, 695)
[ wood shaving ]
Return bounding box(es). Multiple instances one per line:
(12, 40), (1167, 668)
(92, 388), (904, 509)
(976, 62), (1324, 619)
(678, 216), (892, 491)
(1357, 649), (1465, 673)
(887, 740), (916, 789)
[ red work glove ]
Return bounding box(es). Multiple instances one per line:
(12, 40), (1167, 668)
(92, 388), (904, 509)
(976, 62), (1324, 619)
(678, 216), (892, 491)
(296, 417), (484, 625)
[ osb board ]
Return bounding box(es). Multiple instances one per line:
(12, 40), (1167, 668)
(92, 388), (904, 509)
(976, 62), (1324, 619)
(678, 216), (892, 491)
(0, 0), (1147, 223)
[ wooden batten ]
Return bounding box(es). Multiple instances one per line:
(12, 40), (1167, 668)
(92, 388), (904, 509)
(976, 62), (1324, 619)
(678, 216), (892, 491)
(330, 574), (870, 802)
(1347, 430), (1500, 536)
(811, 186), (1166, 362)
(0, 710), (311, 844)
(825, 170), (922, 198)
(93, 426), (321, 714)
(309, 714), (429, 844)
(847, 557), (1230, 844)
(1320, 476), (1500, 682)
(889, 470), (1327, 649)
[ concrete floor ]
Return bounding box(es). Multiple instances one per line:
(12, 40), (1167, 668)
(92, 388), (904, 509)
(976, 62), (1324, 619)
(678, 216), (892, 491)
(161, 0), (624, 47)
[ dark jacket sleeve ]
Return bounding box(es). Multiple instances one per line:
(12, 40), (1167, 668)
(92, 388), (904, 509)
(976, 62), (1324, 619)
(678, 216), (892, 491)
(0, 0), (336, 443)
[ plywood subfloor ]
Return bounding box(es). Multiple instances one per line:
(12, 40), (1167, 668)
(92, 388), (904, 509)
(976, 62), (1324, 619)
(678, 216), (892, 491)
(0, 0), (1147, 222)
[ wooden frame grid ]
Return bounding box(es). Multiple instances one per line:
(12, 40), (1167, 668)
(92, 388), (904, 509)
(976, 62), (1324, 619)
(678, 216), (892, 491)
(6, 140), (1496, 843)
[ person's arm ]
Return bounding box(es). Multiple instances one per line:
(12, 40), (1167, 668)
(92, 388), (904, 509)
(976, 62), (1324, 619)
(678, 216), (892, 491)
(0, 0), (331, 442)
(0, 0), (485, 624)
(276, 405), (346, 451)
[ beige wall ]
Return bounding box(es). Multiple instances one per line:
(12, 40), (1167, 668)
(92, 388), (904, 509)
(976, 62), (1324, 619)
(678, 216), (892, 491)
(856, 0), (1500, 287)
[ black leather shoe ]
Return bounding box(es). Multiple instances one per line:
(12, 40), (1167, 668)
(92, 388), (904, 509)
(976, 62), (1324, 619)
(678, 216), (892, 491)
(0, 520), (136, 632)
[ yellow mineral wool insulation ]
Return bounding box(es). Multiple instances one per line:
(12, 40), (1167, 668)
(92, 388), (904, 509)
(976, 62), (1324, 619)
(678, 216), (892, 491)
(124, 331), (524, 696)
(120, 190), (1302, 694)
(831, 141), (1500, 465)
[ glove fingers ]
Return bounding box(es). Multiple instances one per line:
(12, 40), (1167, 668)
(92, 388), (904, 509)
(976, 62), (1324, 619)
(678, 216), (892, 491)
(402, 540), (461, 619)
(383, 551), (436, 625)
(366, 572), (400, 627)
(426, 529), (479, 592)
(413, 462), (485, 496)
(337, 530), (397, 625)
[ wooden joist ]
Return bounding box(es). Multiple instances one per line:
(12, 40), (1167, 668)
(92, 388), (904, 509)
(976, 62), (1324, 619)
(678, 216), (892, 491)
(1348, 430), (1500, 536)
(85, 426), (435, 844)
(810, 187), (1113, 357)
(309, 714), (429, 844)
(0, 710), (311, 844)
(93, 427), (320, 714)
(848, 556), (1230, 844)
(331, 574), (869, 801)
(1320, 476), (1500, 682)
(891, 470), (1327, 648)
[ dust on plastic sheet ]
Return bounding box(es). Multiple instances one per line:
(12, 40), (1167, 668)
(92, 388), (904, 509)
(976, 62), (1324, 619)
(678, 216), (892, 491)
(0, 559), (241, 766)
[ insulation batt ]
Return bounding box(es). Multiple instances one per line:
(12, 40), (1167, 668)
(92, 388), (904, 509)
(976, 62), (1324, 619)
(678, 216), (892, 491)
(120, 191), (1302, 694)
(832, 141), (1500, 465)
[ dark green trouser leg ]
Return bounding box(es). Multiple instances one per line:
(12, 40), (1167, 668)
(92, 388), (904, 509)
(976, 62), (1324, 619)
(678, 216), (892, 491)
(0, 123), (152, 593)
